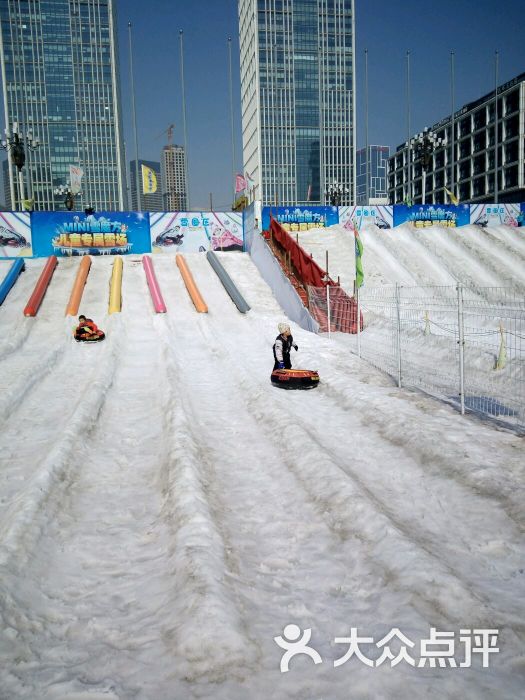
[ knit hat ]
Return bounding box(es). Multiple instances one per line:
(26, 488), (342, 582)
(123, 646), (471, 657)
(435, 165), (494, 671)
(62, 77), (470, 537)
(278, 323), (290, 334)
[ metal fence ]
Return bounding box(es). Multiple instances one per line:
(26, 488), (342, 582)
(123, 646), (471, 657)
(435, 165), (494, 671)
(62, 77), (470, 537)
(316, 284), (525, 431)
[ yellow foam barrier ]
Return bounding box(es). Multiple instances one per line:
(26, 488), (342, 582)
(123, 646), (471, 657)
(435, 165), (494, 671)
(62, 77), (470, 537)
(65, 256), (92, 316)
(176, 254), (208, 313)
(108, 256), (123, 314)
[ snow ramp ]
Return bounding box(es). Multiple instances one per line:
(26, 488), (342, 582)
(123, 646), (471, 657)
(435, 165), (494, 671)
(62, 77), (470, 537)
(0, 254), (523, 698)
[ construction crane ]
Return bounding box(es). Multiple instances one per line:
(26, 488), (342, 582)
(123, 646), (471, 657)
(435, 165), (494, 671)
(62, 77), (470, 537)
(155, 124), (175, 145)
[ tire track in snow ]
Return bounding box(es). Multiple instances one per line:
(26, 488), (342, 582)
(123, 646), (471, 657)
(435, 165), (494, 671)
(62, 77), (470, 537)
(0, 317), (123, 570)
(191, 309), (524, 635)
(153, 314), (259, 680)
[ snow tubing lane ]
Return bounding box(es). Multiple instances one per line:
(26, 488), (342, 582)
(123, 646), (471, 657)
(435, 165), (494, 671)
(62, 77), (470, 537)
(206, 251), (250, 314)
(176, 253), (208, 313)
(271, 368), (320, 390)
(0, 258), (25, 306)
(24, 255), (58, 316)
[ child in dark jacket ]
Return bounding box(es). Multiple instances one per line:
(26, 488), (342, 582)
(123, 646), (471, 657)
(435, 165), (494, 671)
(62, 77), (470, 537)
(273, 323), (298, 370)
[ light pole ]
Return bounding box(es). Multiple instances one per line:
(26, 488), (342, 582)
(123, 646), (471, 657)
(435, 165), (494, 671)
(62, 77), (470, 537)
(325, 182), (349, 206)
(1, 123), (40, 210)
(54, 183), (81, 211)
(411, 128), (446, 204)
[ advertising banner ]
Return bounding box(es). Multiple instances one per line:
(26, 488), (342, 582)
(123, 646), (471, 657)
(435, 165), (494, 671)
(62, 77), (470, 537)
(0, 212), (32, 258)
(393, 204), (470, 228)
(261, 205), (339, 232)
(150, 211), (243, 254)
(69, 165), (83, 195)
(470, 203), (521, 227)
(31, 211), (151, 257)
(521, 203), (525, 227)
(339, 205), (393, 231)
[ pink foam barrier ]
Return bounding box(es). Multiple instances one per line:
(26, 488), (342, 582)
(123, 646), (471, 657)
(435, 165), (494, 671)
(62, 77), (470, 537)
(24, 256), (58, 316)
(142, 255), (167, 313)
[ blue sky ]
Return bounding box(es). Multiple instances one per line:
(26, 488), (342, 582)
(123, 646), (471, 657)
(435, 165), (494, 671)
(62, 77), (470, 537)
(120, 0), (524, 209)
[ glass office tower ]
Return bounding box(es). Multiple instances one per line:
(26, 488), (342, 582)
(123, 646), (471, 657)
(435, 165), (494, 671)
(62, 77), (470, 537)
(238, 0), (356, 206)
(0, 0), (125, 210)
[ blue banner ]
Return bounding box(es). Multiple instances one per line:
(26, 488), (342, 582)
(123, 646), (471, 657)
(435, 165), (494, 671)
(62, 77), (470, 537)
(31, 211), (151, 257)
(262, 205), (339, 232)
(393, 204), (470, 228)
(519, 203), (525, 227)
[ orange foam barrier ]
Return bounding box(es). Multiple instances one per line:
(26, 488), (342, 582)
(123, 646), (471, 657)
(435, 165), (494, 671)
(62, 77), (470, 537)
(24, 256), (58, 316)
(176, 254), (208, 313)
(65, 255), (92, 316)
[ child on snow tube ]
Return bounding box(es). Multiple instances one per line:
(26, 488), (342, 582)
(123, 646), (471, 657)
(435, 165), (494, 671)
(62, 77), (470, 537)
(74, 314), (105, 342)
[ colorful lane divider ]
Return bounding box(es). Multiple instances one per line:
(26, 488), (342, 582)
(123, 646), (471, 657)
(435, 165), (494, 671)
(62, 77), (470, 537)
(65, 255), (91, 316)
(142, 255), (166, 313)
(175, 254), (208, 313)
(24, 256), (58, 317)
(108, 256), (123, 314)
(0, 258), (25, 306)
(206, 251), (250, 314)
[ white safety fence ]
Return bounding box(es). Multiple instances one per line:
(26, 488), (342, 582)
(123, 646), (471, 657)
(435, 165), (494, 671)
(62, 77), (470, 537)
(341, 285), (525, 431)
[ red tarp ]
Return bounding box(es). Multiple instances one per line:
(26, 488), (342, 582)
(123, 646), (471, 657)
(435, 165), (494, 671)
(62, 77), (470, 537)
(270, 218), (335, 288)
(270, 218), (364, 334)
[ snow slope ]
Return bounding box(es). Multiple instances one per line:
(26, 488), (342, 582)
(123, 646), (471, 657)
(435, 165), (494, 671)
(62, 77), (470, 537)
(0, 253), (524, 699)
(297, 223), (525, 292)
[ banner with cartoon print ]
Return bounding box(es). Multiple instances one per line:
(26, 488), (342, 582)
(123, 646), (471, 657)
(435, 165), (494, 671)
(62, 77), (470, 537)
(470, 203), (521, 228)
(339, 205), (393, 231)
(31, 211), (151, 257)
(150, 212), (243, 254)
(394, 204), (470, 228)
(0, 212), (32, 258)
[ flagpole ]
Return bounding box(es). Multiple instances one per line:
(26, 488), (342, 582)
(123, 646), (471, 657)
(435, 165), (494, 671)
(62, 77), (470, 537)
(128, 22), (141, 211)
(494, 50), (499, 204)
(450, 50), (455, 202)
(180, 29), (190, 209)
(406, 50), (411, 204)
(228, 37), (236, 207)
(365, 48), (369, 205)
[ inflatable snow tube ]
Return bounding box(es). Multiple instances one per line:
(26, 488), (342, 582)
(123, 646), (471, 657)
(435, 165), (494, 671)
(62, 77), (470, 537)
(271, 368), (320, 390)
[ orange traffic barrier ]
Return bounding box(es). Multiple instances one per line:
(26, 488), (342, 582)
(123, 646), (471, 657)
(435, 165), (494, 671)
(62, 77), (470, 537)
(24, 256), (58, 316)
(176, 254), (208, 313)
(65, 255), (92, 316)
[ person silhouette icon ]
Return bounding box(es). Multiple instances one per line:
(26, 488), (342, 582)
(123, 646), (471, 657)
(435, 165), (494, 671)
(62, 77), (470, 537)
(274, 624), (322, 673)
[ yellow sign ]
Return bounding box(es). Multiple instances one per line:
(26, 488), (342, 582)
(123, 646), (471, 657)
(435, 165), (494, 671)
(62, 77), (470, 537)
(141, 164), (158, 194)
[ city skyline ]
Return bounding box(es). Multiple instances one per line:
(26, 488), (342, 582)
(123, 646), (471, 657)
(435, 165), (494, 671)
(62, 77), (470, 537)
(0, 0), (523, 210)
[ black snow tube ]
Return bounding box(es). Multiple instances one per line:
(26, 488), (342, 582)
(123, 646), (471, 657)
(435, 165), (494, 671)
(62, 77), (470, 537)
(271, 368), (320, 390)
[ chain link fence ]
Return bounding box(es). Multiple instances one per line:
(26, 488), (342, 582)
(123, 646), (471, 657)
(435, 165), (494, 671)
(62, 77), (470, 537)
(313, 284), (525, 431)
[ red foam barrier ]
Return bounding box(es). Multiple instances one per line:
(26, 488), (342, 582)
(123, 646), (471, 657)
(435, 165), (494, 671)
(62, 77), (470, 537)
(23, 256), (58, 317)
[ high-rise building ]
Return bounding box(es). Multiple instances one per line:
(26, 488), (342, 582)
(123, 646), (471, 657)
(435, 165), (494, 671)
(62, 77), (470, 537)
(238, 0), (356, 206)
(356, 145), (390, 204)
(130, 160), (162, 211)
(388, 72), (525, 205)
(0, 0), (125, 211)
(161, 144), (187, 211)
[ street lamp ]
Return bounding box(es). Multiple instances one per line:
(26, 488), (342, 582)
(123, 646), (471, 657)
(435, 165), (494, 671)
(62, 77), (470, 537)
(411, 127), (446, 204)
(0, 122), (40, 210)
(54, 183), (81, 211)
(325, 182), (349, 206)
